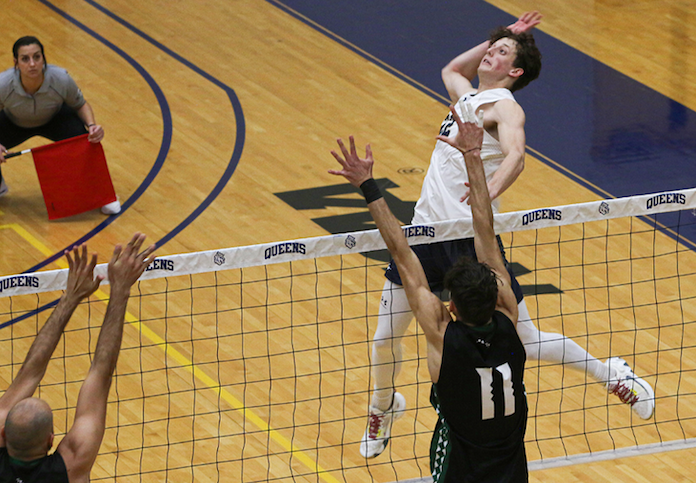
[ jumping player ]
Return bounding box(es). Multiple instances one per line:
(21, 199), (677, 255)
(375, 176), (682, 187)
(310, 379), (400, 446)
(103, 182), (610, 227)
(330, 103), (527, 481)
(360, 10), (654, 458)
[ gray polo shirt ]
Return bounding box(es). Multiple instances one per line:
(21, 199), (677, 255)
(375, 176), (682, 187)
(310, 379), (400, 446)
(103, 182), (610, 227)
(0, 64), (86, 128)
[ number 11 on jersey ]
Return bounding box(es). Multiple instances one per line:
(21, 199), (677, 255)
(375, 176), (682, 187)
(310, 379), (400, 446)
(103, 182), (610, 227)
(476, 363), (516, 420)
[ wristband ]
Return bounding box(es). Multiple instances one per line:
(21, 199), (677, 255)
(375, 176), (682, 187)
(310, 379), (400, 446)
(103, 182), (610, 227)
(463, 147), (481, 155)
(359, 178), (383, 204)
(88, 123), (96, 127)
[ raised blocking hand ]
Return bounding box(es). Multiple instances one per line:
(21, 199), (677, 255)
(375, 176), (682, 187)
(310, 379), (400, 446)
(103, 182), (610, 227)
(108, 233), (156, 296)
(328, 136), (375, 188)
(64, 244), (102, 303)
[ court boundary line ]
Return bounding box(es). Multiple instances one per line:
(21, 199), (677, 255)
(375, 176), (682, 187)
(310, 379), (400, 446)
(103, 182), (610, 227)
(0, 223), (341, 482)
(266, 0), (696, 256)
(27, 0), (173, 272)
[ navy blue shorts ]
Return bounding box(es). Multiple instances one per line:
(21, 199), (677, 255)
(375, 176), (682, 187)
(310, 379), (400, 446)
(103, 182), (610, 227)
(384, 236), (524, 304)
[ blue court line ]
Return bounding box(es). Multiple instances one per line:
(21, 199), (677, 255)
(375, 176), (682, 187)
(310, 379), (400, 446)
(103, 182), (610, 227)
(83, 0), (246, 247)
(266, 0), (449, 105)
(3, 1), (245, 329)
(267, 0), (696, 252)
(25, 0), (173, 273)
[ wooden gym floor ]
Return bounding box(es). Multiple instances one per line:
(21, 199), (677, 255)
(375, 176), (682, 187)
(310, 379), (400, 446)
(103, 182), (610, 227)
(1, 0), (696, 481)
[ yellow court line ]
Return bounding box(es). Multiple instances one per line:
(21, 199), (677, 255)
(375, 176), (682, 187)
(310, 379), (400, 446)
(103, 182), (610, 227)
(122, 308), (340, 483)
(0, 223), (66, 263)
(1, 224), (340, 483)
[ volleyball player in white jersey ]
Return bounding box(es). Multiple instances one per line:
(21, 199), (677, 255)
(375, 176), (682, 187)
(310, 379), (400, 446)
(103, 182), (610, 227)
(360, 11), (655, 459)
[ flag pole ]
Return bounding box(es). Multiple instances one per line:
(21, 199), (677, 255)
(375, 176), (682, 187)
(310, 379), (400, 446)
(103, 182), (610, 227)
(4, 149), (32, 159)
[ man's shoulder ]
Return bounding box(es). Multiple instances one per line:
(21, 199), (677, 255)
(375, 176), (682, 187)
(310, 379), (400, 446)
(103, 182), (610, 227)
(480, 88), (517, 104)
(460, 88), (520, 113)
(488, 95), (525, 123)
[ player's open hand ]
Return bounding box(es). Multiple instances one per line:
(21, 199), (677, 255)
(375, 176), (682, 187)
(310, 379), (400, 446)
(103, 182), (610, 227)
(328, 136), (375, 188)
(64, 244), (102, 303)
(437, 105), (484, 155)
(108, 233), (156, 296)
(507, 11), (542, 35)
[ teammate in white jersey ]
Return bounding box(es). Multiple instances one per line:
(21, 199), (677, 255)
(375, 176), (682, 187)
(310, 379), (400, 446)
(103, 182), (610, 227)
(360, 11), (655, 459)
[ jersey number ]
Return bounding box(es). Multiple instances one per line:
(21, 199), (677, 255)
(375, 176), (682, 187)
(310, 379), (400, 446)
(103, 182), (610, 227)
(476, 363), (516, 420)
(439, 113), (455, 137)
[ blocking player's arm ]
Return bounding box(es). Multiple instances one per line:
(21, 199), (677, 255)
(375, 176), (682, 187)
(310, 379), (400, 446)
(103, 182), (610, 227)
(328, 138), (449, 363)
(438, 106), (518, 323)
(0, 246), (101, 447)
(57, 234), (155, 482)
(485, 99), (526, 201)
(441, 11), (542, 104)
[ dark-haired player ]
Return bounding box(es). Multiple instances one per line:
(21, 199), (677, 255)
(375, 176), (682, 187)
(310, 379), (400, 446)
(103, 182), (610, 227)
(361, 11), (653, 458)
(330, 103), (526, 481)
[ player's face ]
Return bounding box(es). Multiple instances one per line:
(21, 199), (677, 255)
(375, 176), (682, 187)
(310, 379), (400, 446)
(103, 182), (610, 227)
(15, 44), (45, 81)
(479, 38), (518, 77)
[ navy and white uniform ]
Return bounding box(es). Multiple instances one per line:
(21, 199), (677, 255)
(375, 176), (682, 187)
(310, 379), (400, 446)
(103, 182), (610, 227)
(385, 89), (523, 302)
(413, 88), (516, 224)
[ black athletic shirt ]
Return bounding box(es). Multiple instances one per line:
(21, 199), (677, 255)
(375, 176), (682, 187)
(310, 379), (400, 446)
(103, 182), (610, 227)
(0, 447), (70, 483)
(430, 311), (528, 482)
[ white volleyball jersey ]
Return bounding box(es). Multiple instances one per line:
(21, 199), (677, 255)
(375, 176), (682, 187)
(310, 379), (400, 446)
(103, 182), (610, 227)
(412, 88), (516, 224)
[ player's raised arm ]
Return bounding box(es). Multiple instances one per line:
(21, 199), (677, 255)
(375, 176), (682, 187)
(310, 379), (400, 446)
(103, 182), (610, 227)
(0, 245), (101, 446)
(57, 233), (155, 482)
(441, 11), (542, 102)
(484, 98), (527, 201)
(438, 105), (518, 323)
(328, 138), (449, 359)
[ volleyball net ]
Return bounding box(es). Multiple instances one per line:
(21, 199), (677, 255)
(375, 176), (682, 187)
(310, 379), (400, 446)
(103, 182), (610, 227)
(1, 187), (696, 481)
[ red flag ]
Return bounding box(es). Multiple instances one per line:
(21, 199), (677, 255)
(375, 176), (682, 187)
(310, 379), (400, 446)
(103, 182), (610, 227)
(31, 134), (117, 220)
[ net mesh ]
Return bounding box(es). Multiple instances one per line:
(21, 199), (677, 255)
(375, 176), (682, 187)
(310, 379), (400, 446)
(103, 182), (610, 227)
(2, 188), (696, 481)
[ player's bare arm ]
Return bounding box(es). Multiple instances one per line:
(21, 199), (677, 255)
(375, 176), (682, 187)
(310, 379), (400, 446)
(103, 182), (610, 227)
(329, 137), (449, 377)
(441, 41), (487, 102)
(441, 11), (542, 103)
(0, 245), (101, 447)
(485, 99), (526, 201)
(57, 233), (155, 483)
(438, 105), (518, 323)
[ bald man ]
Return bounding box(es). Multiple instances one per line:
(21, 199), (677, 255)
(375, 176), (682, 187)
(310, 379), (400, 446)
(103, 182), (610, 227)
(0, 234), (155, 483)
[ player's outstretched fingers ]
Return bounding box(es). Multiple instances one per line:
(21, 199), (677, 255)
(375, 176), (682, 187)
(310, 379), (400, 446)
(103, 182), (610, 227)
(337, 137), (351, 163)
(129, 233), (145, 255)
(138, 244), (157, 266)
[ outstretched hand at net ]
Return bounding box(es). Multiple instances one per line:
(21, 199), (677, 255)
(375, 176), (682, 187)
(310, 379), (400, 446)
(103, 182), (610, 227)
(437, 104), (484, 154)
(108, 232), (156, 296)
(64, 244), (102, 304)
(328, 136), (374, 187)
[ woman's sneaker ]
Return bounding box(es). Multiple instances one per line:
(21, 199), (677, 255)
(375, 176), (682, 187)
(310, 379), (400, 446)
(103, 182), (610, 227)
(101, 199), (121, 215)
